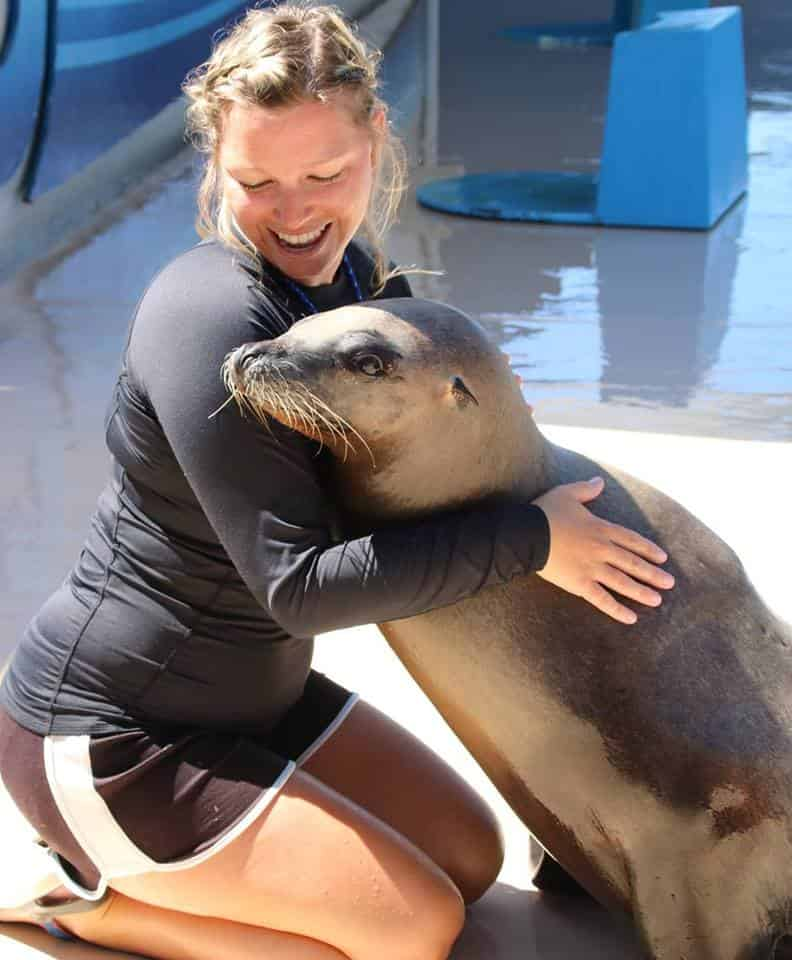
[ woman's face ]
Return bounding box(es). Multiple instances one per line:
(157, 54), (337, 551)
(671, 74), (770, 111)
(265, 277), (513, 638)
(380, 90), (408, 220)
(219, 93), (380, 287)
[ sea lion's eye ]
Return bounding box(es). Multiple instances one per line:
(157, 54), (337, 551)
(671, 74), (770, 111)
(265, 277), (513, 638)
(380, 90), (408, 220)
(356, 354), (386, 377)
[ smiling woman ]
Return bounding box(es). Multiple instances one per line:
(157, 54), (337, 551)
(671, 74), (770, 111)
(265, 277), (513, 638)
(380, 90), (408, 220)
(183, 4), (407, 293)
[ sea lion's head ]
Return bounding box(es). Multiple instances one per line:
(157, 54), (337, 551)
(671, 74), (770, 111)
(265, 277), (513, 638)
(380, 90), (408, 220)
(224, 297), (538, 515)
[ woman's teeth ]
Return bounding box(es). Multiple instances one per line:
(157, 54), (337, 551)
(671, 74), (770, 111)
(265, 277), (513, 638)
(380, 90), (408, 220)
(275, 224), (328, 248)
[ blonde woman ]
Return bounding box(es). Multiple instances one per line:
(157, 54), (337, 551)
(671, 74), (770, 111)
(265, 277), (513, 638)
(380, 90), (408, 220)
(0, 5), (673, 959)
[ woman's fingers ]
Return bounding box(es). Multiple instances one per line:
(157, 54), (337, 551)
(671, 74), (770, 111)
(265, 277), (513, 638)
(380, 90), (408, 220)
(579, 583), (638, 626)
(607, 521), (669, 566)
(595, 565), (663, 608)
(532, 477), (676, 623)
(602, 542), (675, 591)
(564, 477), (605, 504)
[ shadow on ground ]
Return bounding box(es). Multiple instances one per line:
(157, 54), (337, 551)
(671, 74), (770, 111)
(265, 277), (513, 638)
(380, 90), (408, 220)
(457, 883), (643, 959)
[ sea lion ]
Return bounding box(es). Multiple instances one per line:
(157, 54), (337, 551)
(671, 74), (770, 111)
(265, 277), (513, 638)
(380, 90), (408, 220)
(224, 298), (792, 960)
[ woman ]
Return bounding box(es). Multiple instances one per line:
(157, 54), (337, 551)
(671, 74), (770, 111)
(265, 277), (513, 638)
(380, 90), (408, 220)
(0, 5), (673, 959)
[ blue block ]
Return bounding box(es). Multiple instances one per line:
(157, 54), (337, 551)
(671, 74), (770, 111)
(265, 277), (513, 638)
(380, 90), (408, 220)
(505, 1), (709, 46)
(614, 1), (709, 32)
(635, 0), (713, 28)
(596, 7), (748, 229)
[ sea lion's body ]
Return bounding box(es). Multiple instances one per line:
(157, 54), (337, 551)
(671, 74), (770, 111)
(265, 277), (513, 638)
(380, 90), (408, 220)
(226, 298), (792, 960)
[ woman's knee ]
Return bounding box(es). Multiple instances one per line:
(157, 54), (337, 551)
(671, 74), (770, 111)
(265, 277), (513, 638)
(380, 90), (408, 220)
(381, 872), (465, 960)
(435, 792), (505, 904)
(112, 772), (467, 960)
(301, 699), (504, 904)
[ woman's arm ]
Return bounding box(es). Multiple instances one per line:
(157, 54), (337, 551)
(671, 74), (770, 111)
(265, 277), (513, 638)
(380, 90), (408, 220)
(127, 247), (551, 638)
(130, 246), (672, 638)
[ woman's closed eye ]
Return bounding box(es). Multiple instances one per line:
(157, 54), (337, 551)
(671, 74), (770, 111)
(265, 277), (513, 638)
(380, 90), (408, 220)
(238, 179), (272, 192)
(309, 171), (343, 184)
(238, 172), (342, 191)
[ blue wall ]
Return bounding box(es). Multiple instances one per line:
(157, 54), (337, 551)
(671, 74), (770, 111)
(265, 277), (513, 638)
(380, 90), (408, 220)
(0, 1), (252, 202)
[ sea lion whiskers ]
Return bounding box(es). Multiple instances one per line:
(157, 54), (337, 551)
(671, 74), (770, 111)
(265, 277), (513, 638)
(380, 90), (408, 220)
(242, 361), (371, 464)
(207, 392), (238, 420)
(228, 356), (375, 467)
(238, 364), (298, 433)
(298, 385), (376, 468)
(282, 383), (328, 448)
(271, 367), (302, 432)
(219, 361), (270, 428)
(258, 366), (338, 451)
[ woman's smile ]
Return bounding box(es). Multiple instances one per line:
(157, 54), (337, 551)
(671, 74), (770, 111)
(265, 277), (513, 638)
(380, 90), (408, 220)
(269, 220), (333, 258)
(272, 223), (331, 249)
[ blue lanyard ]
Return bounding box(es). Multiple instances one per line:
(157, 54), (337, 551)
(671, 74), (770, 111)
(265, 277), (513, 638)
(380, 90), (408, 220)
(282, 252), (363, 315)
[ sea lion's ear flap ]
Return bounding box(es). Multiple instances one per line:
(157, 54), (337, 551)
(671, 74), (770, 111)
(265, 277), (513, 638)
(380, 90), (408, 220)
(448, 375), (479, 408)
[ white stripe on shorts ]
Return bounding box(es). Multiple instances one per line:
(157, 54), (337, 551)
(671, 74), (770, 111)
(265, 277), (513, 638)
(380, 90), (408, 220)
(44, 735), (296, 882)
(295, 692), (360, 767)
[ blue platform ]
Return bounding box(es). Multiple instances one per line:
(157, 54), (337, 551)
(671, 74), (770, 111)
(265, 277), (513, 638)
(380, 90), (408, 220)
(504, 0), (708, 47)
(597, 7), (748, 228)
(416, 172), (599, 224)
(418, 6), (748, 231)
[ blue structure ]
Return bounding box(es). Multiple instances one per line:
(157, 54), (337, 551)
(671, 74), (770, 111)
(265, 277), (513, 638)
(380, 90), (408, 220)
(626, 0), (713, 27)
(0, 0), (251, 207)
(0, 1), (51, 199)
(597, 7), (748, 228)
(505, 0), (708, 47)
(418, 6), (748, 231)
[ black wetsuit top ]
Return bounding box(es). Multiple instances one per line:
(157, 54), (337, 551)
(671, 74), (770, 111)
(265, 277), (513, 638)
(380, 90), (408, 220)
(1, 240), (549, 738)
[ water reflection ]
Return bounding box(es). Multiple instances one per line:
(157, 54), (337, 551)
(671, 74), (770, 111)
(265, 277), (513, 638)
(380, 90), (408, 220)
(597, 208), (742, 408)
(425, 200), (744, 409)
(399, 0), (792, 440)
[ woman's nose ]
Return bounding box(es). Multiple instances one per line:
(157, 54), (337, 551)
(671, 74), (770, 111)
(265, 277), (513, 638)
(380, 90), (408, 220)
(270, 187), (313, 229)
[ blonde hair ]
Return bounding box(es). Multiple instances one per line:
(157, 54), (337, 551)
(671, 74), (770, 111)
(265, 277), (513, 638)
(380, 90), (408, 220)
(182, 2), (408, 293)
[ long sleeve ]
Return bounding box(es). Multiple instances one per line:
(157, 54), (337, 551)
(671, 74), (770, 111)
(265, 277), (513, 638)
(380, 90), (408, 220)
(127, 243), (549, 640)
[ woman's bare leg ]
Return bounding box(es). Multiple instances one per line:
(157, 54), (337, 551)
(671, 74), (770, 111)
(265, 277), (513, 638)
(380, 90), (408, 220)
(60, 890), (348, 960)
(112, 768), (465, 960)
(8, 698), (495, 959)
(301, 699), (504, 904)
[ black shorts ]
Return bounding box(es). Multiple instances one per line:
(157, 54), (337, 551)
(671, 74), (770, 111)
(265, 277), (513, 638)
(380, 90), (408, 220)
(0, 671), (356, 897)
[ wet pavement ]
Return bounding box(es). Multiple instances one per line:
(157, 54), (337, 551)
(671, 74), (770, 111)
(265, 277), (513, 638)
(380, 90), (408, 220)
(395, 0), (792, 440)
(0, 3), (790, 957)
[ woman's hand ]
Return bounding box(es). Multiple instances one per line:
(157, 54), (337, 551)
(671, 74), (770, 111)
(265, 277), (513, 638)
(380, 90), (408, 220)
(532, 477), (674, 625)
